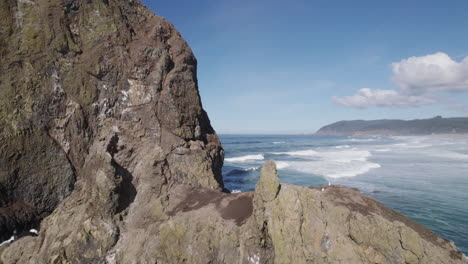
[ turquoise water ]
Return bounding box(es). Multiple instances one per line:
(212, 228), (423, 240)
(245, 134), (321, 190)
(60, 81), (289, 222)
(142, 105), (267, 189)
(221, 134), (468, 255)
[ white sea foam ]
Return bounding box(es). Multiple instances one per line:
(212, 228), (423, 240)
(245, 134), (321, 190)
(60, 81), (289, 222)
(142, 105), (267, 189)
(231, 189), (242, 193)
(344, 138), (376, 142)
(390, 136), (456, 149)
(271, 150), (319, 156)
(225, 154), (264, 163)
(271, 148), (379, 178)
(326, 162), (381, 178)
(273, 141), (286, 144)
(289, 160), (381, 178)
(392, 142), (433, 149)
(413, 144), (433, 148)
(276, 161), (290, 169)
(335, 145), (350, 149)
(272, 149), (371, 163)
(320, 150), (372, 162)
(374, 148), (391, 152)
(429, 151), (468, 160)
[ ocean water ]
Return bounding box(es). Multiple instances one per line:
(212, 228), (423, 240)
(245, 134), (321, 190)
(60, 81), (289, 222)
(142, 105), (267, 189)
(221, 134), (468, 255)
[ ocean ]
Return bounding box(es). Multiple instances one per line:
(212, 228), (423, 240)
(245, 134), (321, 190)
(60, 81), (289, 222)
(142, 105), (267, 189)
(220, 134), (468, 255)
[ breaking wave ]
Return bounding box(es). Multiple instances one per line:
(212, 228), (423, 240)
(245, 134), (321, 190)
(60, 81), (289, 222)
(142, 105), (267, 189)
(335, 145), (350, 149)
(270, 148), (380, 178)
(288, 160), (381, 178)
(225, 154), (264, 163)
(276, 161), (290, 169)
(225, 166), (260, 177)
(271, 150), (319, 156)
(374, 148), (391, 152)
(344, 138), (377, 142)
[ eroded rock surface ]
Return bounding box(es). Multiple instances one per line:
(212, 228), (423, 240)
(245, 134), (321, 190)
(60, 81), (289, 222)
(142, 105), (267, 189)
(0, 0), (465, 263)
(0, 0), (222, 262)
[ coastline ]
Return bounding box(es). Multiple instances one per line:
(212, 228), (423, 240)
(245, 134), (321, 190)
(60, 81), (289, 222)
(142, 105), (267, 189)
(221, 134), (468, 256)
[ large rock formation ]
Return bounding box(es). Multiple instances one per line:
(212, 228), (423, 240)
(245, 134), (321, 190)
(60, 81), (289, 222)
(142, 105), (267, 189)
(0, 0), (223, 262)
(0, 0), (465, 263)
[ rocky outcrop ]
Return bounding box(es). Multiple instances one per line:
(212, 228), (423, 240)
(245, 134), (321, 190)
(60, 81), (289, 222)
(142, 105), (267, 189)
(249, 162), (465, 264)
(0, 0), (465, 263)
(254, 167), (465, 263)
(55, 159), (464, 264)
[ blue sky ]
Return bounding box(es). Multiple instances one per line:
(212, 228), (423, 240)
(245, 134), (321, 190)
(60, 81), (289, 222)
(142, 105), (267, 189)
(142, 0), (468, 134)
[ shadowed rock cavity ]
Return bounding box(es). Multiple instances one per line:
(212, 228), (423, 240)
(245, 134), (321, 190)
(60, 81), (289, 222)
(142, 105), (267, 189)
(0, 131), (76, 241)
(106, 134), (137, 214)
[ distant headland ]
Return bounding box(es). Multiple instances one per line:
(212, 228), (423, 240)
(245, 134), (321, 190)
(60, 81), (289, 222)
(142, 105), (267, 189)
(315, 116), (468, 136)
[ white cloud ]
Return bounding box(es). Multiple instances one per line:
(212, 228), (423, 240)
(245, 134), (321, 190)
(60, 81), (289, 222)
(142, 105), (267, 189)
(334, 52), (468, 109)
(332, 88), (435, 108)
(392, 52), (468, 93)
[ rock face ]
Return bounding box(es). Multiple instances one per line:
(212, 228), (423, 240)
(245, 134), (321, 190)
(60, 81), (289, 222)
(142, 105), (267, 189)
(0, 1), (465, 263)
(0, 0), (223, 262)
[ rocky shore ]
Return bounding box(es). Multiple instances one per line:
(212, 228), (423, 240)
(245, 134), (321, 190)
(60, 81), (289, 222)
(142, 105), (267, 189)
(0, 0), (465, 263)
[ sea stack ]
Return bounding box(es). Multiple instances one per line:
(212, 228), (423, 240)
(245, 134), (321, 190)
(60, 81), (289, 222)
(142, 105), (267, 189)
(0, 0), (465, 263)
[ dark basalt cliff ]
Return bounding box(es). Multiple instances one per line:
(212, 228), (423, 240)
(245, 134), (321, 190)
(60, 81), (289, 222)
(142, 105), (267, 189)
(316, 116), (468, 136)
(0, 0), (223, 261)
(0, 1), (466, 263)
